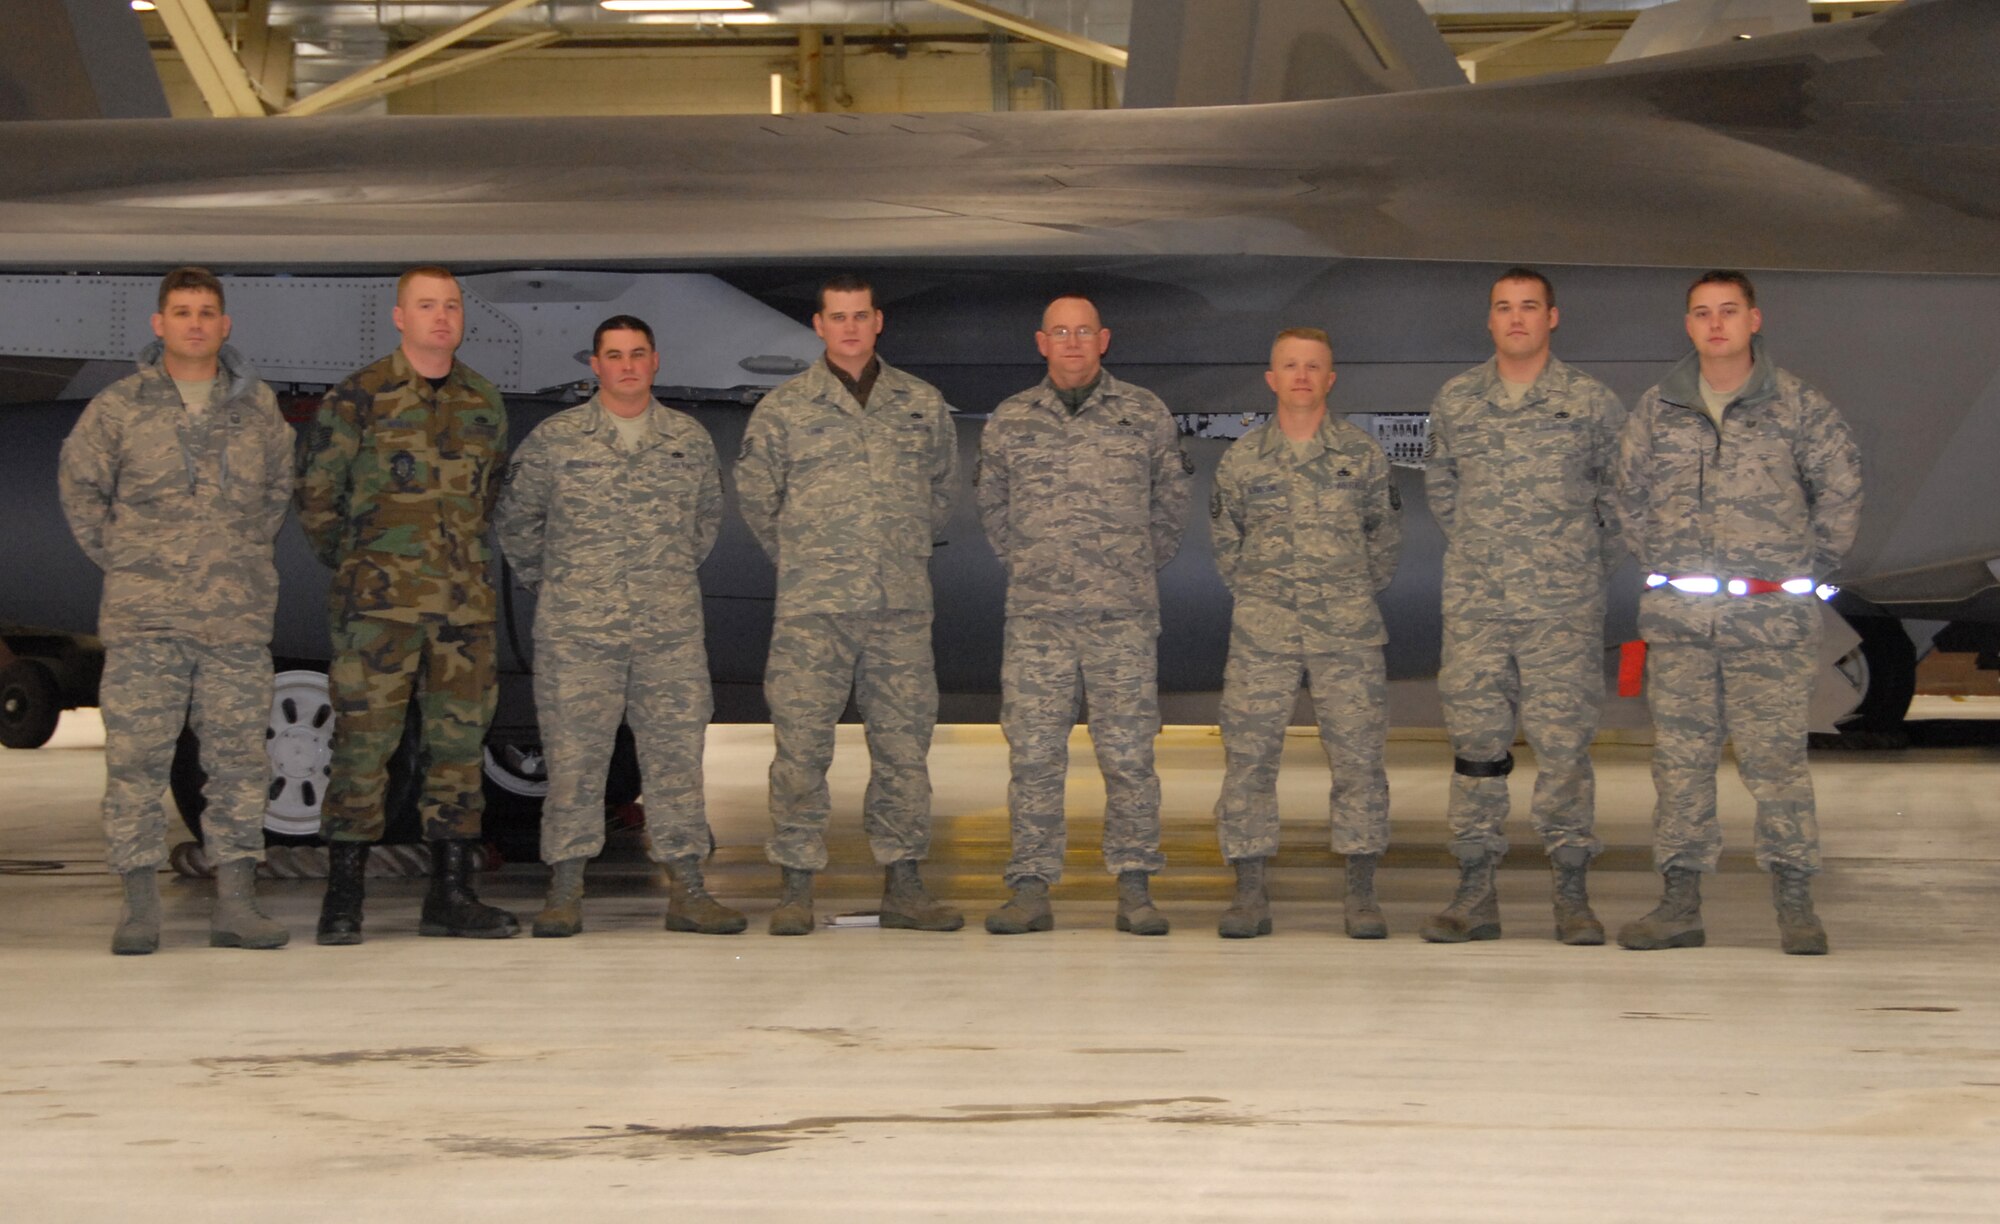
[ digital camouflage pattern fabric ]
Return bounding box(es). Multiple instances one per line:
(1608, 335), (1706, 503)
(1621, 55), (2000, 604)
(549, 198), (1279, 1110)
(494, 397), (723, 864)
(59, 341), (294, 645)
(1615, 339), (1862, 877)
(1424, 355), (1624, 864)
(735, 360), (957, 617)
(979, 371), (1192, 886)
(1209, 415), (1400, 862)
(60, 342), (293, 872)
(99, 639), (272, 872)
(976, 371), (1193, 618)
(735, 360), (957, 869)
(295, 347), (508, 627)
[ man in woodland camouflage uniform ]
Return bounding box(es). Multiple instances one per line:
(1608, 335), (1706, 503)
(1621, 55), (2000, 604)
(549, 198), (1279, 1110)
(496, 315), (740, 938)
(59, 266), (294, 954)
(977, 294), (1193, 936)
(1614, 270), (1861, 955)
(296, 266), (517, 944)
(736, 274), (963, 936)
(1209, 328), (1401, 939)
(1420, 268), (1626, 945)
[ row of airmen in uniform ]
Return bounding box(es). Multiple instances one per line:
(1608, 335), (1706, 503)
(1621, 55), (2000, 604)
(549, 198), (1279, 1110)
(56, 262), (1861, 957)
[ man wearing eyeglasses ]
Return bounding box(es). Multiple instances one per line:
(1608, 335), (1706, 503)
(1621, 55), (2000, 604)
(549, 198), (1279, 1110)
(976, 294), (1193, 935)
(1613, 270), (1861, 955)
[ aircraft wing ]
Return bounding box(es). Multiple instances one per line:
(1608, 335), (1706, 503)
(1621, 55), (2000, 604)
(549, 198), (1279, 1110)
(0, 0), (1994, 276)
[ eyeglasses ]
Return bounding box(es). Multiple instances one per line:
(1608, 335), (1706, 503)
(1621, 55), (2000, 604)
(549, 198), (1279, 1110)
(1043, 326), (1099, 342)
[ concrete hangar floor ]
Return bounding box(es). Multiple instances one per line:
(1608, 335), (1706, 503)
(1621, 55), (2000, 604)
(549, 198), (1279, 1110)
(1, 707), (1996, 1223)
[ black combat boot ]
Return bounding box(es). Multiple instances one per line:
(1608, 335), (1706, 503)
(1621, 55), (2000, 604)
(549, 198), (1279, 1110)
(768, 866), (814, 936)
(1115, 870), (1170, 936)
(880, 859), (963, 931)
(1419, 852), (1501, 943)
(1344, 853), (1388, 940)
(985, 877), (1053, 934)
(1550, 846), (1606, 946)
(1772, 868), (1828, 955)
(316, 841), (369, 946)
(1617, 867), (1705, 950)
(419, 840), (520, 939)
(663, 855), (747, 935)
(1217, 857), (1271, 939)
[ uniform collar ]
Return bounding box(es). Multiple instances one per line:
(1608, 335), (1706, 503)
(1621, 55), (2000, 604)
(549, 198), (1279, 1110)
(387, 345), (464, 394)
(581, 395), (669, 445)
(1473, 353), (1569, 407)
(1253, 408), (1343, 460)
(1659, 337), (1775, 413)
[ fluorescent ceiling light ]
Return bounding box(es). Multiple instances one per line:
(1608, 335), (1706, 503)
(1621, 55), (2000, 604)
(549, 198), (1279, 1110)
(602, 1), (755, 11)
(130, 1), (156, 11)
(630, 12), (777, 21)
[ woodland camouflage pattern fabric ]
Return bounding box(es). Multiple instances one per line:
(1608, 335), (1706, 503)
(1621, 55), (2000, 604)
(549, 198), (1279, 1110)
(735, 360), (957, 617)
(294, 347), (508, 627)
(976, 372), (1192, 617)
(1209, 416), (1400, 863)
(1617, 340), (1862, 878)
(494, 397), (723, 865)
(58, 341), (294, 645)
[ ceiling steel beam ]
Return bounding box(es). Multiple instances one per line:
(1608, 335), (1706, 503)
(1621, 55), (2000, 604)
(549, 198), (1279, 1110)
(152, 0), (267, 117)
(285, 29), (562, 115)
(921, 0), (1128, 69)
(285, 0), (545, 117)
(1458, 18), (1589, 65)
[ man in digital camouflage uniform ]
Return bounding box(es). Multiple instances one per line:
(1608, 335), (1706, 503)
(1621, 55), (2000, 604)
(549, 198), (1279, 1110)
(977, 294), (1193, 936)
(1614, 270), (1861, 955)
(1210, 328), (1401, 939)
(495, 315), (740, 938)
(59, 266), (295, 955)
(1420, 268), (1626, 945)
(296, 265), (517, 944)
(735, 274), (963, 936)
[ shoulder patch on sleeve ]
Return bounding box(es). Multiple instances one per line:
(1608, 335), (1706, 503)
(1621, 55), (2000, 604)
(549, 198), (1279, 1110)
(1209, 489), (1223, 520)
(1179, 447), (1195, 475)
(1389, 485), (1403, 511)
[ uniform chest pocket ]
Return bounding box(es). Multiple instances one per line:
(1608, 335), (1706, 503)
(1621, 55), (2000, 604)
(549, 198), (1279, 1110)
(792, 421), (852, 468)
(1098, 431), (1151, 523)
(370, 424), (435, 492)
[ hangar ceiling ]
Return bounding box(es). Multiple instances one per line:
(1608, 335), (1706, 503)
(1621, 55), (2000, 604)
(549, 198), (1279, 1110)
(119, 0), (1907, 118)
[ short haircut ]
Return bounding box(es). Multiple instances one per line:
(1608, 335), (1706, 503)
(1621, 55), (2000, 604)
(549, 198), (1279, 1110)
(157, 266), (224, 312)
(1688, 269), (1757, 309)
(396, 264), (458, 302)
(1039, 293), (1099, 327)
(593, 314), (656, 354)
(1493, 266), (1554, 309)
(1271, 326), (1333, 360)
(817, 273), (874, 313)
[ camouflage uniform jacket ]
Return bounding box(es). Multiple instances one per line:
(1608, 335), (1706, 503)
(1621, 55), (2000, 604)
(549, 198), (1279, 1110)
(57, 341), (293, 646)
(1425, 355), (1625, 619)
(1614, 340), (1862, 646)
(494, 397), (721, 645)
(736, 359), (957, 618)
(295, 348), (509, 626)
(976, 371), (1193, 618)
(1211, 414), (1401, 652)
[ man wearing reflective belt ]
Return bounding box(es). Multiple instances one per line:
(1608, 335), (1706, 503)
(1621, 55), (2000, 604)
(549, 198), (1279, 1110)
(1612, 270), (1862, 955)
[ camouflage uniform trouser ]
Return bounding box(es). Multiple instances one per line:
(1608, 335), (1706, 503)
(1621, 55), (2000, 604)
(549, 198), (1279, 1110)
(322, 615), (496, 843)
(1438, 613), (1604, 864)
(1000, 612), (1165, 886)
(100, 637), (270, 873)
(1214, 642), (1389, 862)
(534, 633), (713, 865)
(1645, 638), (1820, 875)
(765, 608), (936, 872)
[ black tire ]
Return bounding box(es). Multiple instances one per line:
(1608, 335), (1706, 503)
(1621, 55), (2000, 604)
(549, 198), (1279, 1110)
(0, 658), (62, 749)
(1835, 616), (1918, 734)
(478, 724), (643, 862)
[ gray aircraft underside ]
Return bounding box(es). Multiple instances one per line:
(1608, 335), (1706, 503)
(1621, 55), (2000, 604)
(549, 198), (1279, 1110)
(0, 0), (1996, 738)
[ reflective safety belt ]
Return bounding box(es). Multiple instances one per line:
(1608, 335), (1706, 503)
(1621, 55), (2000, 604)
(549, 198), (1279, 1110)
(1645, 574), (1836, 599)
